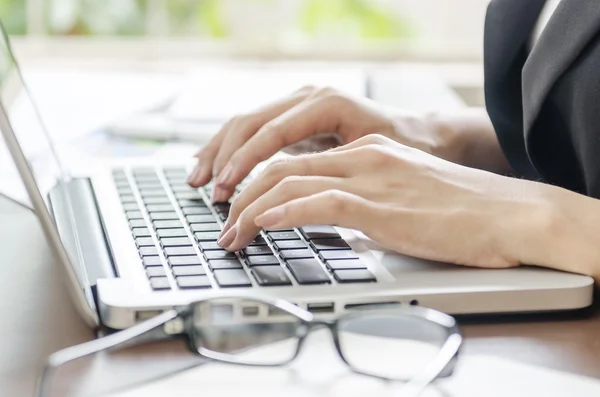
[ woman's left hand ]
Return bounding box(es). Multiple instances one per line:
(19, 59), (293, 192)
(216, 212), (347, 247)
(216, 134), (577, 271)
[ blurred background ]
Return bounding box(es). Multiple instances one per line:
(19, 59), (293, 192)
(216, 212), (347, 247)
(0, 0), (487, 61)
(0, 0), (489, 166)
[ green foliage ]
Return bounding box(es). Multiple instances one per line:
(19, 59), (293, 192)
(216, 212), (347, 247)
(196, 0), (227, 38)
(300, 0), (412, 39)
(0, 0), (26, 34)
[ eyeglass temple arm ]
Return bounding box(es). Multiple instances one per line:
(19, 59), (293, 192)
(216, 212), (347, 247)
(396, 333), (463, 397)
(36, 309), (180, 397)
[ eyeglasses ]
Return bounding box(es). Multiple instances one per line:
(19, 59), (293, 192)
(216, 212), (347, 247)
(37, 293), (462, 397)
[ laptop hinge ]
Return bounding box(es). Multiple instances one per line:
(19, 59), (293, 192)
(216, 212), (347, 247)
(48, 178), (116, 287)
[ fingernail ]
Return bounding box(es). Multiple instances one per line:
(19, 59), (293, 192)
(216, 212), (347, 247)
(218, 222), (231, 240)
(187, 165), (200, 184)
(217, 224), (237, 248)
(254, 207), (285, 229)
(216, 163), (233, 186)
(211, 186), (227, 203)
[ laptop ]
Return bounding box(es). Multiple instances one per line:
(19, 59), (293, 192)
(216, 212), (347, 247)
(0, 25), (593, 331)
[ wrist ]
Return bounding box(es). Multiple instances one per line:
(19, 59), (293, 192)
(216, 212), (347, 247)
(506, 183), (600, 282)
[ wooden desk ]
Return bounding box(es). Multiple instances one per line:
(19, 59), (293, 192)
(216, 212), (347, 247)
(1, 196), (599, 396)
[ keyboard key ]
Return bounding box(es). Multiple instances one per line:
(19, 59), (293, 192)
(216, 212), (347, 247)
(246, 255), (280, 267)
(300, 225), (340, 240)
(213, 203), (230, 212)
(136, 237), (155, 247)
(280, 249), (314, 260)
(143, 196), (172, 205)
(183, 207), (212, 215)
(287, 259), (331, 285)
(320, 250), (359, 260)
(150, 277), (170, 290)
(156, 228), (188, 238)
(311, 239), (351, 251)
(150, 212), (180, 221)
(200, 241), (224, 251)
(132, 227), (152, 238)
(132, 167), (156, 176)
(195, 232), (221, 241)
(140, 189), (167, 197)
(205, 251), (238, 260)
(214, 269), (252, 287)
(326, 259), (366, 270)
(273, 240), (307, 250)
(136, 182), (163, 190)
(248, 235), (267, 246)
(129, 219), (147, 229)
(169, 256), (202, 266)
(171, 185), (198, 193)
(172, 266), (206, 276)
(190, 223), (220, 232)
(146, 204), (174, 212)
(143, 256), (163, 267)
(122, 203), (140, 212)
(243, 246), (273, 256)
(176, 192), (204, 200)
(217, 213), (227, 221)
(146, 267), (166, 277)
(177, 276), (211, 289)
(267, 231), (300, 241)
(164, 246), (197, 256)
(126, 211), (143, 220)
(333, 269), (376, 283)
(139, 246), (159, 257)
(153, 220), (184, 229)
(178, 199), (207, 208)
(118, 188), (134, 197)
(209, 259), (243, 270)
(187, 214), (217, 224)
(120, 195), (137, 204)
(252, 266), (292, 286)
(161, 237), (193, 247)
(163, 167), (186, 175)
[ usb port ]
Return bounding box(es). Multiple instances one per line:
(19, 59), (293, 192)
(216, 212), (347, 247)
(242, 306), (259, 317)
(307, 302), (335, 314)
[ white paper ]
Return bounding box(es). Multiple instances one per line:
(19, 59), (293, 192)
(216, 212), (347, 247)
(110, 329), (600, 397)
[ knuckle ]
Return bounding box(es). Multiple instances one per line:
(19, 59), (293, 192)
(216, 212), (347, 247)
(278, 175), (305, 188)
(326, 189), (353, 214)
(296, 85), (318, 95)
(357, 133), (390, 147)
(262, 158), (290, 180)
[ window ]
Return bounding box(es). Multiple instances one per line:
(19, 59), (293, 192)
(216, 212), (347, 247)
(0, 0), (489, 61)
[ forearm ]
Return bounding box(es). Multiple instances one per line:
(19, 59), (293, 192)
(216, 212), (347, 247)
(390, 107), (512, 174)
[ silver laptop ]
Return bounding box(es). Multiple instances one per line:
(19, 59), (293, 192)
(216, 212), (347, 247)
(0, 25), (593, 331)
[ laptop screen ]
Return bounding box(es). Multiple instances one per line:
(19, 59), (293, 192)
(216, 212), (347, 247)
(0, 28), (66, 208)
(0, 25), (99, 325)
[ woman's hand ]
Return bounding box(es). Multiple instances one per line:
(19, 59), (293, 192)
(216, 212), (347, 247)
(187, 86), (446, 202)
(217, 134), (600, 278)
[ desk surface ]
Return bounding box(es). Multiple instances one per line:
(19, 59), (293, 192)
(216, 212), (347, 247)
(1, 196), (599, 396)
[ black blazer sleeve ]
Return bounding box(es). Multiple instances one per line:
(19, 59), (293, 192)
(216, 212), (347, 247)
(485, 0), (600, 198)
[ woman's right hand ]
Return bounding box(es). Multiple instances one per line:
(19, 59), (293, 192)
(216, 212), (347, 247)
(187, 86), (445, 202)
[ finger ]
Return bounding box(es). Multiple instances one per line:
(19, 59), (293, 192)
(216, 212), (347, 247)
(225, 150), (357, 228)
(219, 177), (357, 251)
(210, 91), (312, 200)
(254, 190), (385, 238)
(187, 122), (232, 187)
(214, 95), (343, 193)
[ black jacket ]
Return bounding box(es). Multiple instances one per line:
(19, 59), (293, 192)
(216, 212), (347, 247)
(485, 0), (600, 197)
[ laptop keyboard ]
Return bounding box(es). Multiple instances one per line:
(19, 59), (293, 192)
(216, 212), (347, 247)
(112, 167), (376, 291)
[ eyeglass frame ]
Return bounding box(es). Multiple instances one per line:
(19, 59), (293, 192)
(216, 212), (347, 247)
(37, 293), (462, 397)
